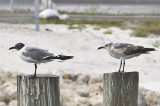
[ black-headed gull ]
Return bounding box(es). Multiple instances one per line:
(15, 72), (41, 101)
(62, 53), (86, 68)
(9, 43), (74, 77)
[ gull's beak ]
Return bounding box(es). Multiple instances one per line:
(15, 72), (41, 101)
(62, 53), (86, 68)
(98, 46), (105, 50)
(9, 46), (16, 50)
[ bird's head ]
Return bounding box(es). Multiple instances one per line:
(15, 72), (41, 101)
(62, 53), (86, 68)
(9, 43), (25, 51)
(98, 42), (113, 50)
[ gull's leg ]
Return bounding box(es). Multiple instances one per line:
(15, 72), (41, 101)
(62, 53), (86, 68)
(34, 63), (37, 77)
(122, 61), (125, 72)
(118, 60), (122, 72)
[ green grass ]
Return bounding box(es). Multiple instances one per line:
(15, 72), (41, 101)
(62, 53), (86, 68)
(152, 42), (160, 48)
(40, 18), (123, 28)
(131, 28), (149, 37)
(103, 30), (112, 34)
(40, 18), (160, 37)
(152, 43), (159, 48)
(68, 24), (86, 31)
(93, 27), (101, 30)
(130, 19), (160, 37)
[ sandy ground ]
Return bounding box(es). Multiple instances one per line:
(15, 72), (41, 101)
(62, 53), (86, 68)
(0, 23), (160, 93)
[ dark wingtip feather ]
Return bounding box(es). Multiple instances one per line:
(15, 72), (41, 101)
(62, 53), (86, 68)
(144, 48), (156, 52)
(43, 55), (74, 60)
(59, 55), (74, 60)
(67, 56), (74, 59)
(71, 56), (74, 59)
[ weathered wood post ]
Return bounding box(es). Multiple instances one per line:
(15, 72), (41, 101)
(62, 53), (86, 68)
(17, 75), (60, 106)
(103, 72), (139, 106)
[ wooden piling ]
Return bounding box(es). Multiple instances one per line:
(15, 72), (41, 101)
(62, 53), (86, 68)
(103, 72), (139, 106)
(17, 75), (60, 106)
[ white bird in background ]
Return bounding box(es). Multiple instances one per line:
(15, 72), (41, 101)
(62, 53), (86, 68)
(98, 42), (156, 72)
(39, 9), (69, 20)
(9, 43), (74, 77)
(39, 1), (69, 20)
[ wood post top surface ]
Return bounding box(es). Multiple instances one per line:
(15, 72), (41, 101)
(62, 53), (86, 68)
(17, 74), (59, 78)
(104, 71), (139, 75)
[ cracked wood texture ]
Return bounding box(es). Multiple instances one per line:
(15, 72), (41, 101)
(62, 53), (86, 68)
(17, 75), (60, 106)
(103, 72), (139, 106)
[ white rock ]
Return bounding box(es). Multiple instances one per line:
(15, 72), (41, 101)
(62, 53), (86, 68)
(0, 82), (17, 100)
(0, 102), (6, 106)
(8, 100), (17, 106)
(0, 92), (10, 104)
(89, 94), (103, 106)
(89, 76), (103, 84)
(138, 92), (148, 106)
(76, 75), (90, 85)
(77, 90), (89, 97)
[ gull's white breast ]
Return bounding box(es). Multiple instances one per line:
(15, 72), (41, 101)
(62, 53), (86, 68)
(17, 47), (37, 63)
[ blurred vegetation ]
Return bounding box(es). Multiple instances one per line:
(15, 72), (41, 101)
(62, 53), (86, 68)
(103, 30), (112, 34)
(68, 24), (86, 31)
(131, 28), (149, 37)
(59, 10), (160, 16)
(130, 19), (160, 37)
(152, 41), (160, 48)
(0, 9), (33, 14)
(152, 43), (160, 48)
(93, 26), (101, 30)
(40, 18), (123, 27)
(40, 18), (160, 37)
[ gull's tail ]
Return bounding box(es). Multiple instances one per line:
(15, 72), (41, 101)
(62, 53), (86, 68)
(144, 48), (156, 52)
(56, 55), (74, 60)
(126, 47), (156, 55)
(43, 55), (74, 60)
(140, 47), (156, 54)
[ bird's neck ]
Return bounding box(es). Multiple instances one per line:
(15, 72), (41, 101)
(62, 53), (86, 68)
(17, 46), (26, 54)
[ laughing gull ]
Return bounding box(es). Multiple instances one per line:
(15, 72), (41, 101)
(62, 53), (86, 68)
(98, 42), (156, 72)
(9, 43), (74, 77)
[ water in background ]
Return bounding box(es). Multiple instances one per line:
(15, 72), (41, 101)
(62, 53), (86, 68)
(54, 0), (160, 4)
(0, 0), (34, 10)
(57, 4), (160, 14)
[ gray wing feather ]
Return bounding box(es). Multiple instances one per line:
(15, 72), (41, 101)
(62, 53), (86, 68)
(25, 47), (48, 52)
(114, 43), (134, 49)
(23, 47), (53, 61)
(113, 43), (144, 55)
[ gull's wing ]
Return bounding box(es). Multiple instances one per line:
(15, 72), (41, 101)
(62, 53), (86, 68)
(113, 43), (144, 55)
(114, 43), (134, 49)
(22, 47), (53, 61)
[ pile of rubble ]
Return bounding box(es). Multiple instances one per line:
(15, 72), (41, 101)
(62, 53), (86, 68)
(0, 69), (159, 106)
